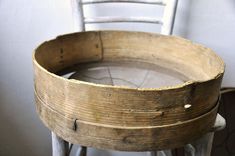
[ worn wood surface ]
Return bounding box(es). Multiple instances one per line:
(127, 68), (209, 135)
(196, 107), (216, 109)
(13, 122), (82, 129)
(33, 31), (224, 151)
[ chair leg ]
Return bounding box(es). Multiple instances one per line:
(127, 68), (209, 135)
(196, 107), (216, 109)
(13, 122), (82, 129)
(184, 113), (225, 156)
(148, 151), (158, 156)
(79, 146), (87, 156)
(161, 150), (172, 156)
(148, 150), (172, 156)
(194, 132), (214, 156)
(184, 144), (196, 156)
(184, 132), (214, 156)
(52, 132), (69, 156)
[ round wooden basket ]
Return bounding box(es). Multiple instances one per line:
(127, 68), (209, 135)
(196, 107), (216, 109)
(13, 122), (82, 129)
(33, 31), (225, 151)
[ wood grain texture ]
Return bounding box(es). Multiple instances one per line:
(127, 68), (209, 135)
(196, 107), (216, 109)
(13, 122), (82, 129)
(33, 31), (224, 151)
(35, 92), (219, 151)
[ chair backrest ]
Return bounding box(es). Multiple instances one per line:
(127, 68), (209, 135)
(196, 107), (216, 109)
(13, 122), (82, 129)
(71, 0), (178, 35)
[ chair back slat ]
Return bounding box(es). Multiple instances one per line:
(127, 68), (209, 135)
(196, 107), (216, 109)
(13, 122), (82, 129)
(84, 17), (162, 24)
(71, 0), (178, 35)
(82, 0), (165, 5)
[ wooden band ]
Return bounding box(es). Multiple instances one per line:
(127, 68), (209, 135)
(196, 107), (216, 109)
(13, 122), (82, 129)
(33, 31), (224, 151)
(35, 90), (219, 151)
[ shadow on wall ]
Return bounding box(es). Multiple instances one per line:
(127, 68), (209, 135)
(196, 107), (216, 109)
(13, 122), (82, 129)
(174, 0), (193, 38)
(230, 0), (235, 12)
(0, 86), (38, 156)
(0, 81), (51, 156)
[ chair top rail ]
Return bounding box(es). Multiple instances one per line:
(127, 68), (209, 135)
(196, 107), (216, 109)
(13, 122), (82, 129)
(82, 0), (166, 5)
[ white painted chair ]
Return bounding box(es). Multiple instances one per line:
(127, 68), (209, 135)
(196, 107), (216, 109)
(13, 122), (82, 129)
(71, 0), (178, 35)
(52, 0), (226, 155)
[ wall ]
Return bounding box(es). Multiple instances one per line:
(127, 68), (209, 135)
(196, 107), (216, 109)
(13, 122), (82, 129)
(0, 0), (234, 155)
(0, 0), (73, 155)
